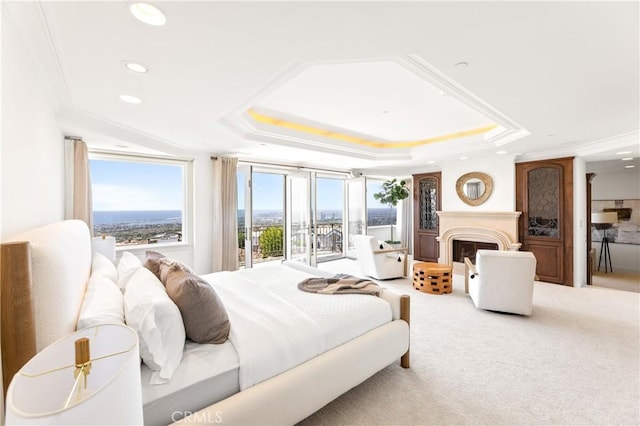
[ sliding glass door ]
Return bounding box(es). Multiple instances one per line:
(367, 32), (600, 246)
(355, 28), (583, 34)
(237, 166), (286, 268)
(287, 172), (313, 265)
(238, 165), (347, 268)
(316, 176), (345, 262)
(346, 176), (367, 258)
(237, 165), (251, 268)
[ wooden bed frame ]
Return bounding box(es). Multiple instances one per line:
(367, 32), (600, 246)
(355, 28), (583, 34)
(1, 220), (410, 425)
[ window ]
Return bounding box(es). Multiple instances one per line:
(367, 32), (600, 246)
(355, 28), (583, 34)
(90, 155), (188, 247)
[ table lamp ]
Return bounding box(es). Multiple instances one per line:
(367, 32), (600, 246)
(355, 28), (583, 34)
(92, 235), (116, 262)
(591, 211), (618, 273)
(5, 324), (143, 425)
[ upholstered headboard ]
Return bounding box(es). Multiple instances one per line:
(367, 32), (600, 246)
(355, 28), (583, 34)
(0, 220), (92, 395)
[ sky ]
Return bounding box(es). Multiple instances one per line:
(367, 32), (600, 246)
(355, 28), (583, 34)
(91, 160), (386, 212)
(237, 172), (386, 210)
(90, 159), (183, 211)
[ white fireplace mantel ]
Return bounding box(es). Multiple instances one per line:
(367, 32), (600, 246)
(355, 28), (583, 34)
(436, 211), (522, 264)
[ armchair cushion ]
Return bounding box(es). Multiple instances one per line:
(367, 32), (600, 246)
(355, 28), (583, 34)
(467, 250), (537, 315)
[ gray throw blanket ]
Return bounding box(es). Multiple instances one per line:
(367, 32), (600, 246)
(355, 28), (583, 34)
(297, 274), (382, 296)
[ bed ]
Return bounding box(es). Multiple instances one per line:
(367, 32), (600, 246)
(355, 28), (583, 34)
(1, 220), (410, 425)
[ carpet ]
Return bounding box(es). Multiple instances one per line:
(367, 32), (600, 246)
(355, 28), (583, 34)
(298, 259), (640, 426)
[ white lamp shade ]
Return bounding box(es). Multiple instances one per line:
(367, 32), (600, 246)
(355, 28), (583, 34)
(92, 236), (116, 262)
(591, 212), (618, 224)
(5, 324), (143, 425)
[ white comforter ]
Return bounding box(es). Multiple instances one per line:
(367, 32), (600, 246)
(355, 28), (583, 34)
(202, 264), (391, 390)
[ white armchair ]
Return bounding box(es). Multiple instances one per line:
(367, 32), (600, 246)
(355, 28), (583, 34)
(464, 250), (537, 315)
(352, 235), (408, 280)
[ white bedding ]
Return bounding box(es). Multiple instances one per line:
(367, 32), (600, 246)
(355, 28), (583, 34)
(204, 270), (325, 390)
(201, 264), (391, 389)
(143, 262), (394, 425)
(232, 265), (393, 349)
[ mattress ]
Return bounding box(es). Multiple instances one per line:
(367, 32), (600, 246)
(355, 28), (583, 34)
(141, 262), (392, 425)
(141, 341), (239, 425)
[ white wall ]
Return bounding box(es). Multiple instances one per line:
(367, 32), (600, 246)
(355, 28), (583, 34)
(573, 158), (587, 287)
(1, 9), (64, 239)
(367, 225), (392, 242)
(591, 168), (640, 275)
(191, 153), (215, 273)
(0, 8), (216, 270)
(440, 155), (516, 211)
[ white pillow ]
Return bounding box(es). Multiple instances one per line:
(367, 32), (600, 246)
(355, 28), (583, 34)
(117, 251), (142, 292)
(91, 252), (118, 282)
(77, 273), (125, 329)
(124, 266), (185, 385)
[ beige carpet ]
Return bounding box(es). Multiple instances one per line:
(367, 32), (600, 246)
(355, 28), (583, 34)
(296, 259), (640, 426)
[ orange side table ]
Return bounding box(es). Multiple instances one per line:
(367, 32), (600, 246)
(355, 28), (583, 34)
(413, 262), (453, 294)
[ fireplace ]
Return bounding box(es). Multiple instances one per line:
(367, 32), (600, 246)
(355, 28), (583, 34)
(452, 240), (499, 264)
(437, 211), (522, 265)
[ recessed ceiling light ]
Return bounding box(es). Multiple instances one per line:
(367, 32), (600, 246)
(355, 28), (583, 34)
(621, 157), (634, 161)
(124, 61), (149, 73)
(426, 161), (435, 165)
(460, 156), (468, 160)
(119, 94), (141, 104)
(130, 2), (166, 26)
(625, 165), (635, 169)
(453, 61), (468, 68)
(616, 151), (632, 155)
(496, 150), (507, 155)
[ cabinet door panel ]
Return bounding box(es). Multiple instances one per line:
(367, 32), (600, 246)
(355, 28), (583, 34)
(525, 241), (563, 283)
(413, 172), (441, 262)
(516, 158), (573, 286)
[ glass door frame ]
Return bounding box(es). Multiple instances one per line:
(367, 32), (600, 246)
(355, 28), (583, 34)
(286, 170), (315, 267)
(315, 173), (347, 263)
(237, 164), (253, 268)
(239, 163), (350, 268)
(346, 176), (367, 259)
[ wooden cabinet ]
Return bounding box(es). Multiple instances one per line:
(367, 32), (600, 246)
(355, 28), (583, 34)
(413, 172), (441, 262)
(516, 157), (573, 286)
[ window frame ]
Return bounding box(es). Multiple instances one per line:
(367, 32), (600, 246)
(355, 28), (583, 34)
(88, 151), (193, 252)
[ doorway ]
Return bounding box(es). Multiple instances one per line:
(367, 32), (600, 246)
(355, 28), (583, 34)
(516, 157), (574, 286)
(238, 165), (347, 268)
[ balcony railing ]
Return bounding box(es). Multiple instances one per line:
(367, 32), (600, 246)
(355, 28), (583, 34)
(238, 222), (344, 266)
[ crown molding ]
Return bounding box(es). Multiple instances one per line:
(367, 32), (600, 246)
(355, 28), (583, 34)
(56, 109), (195, 156)
(220, 54), (529, 160)
(516, 130), (640, 162)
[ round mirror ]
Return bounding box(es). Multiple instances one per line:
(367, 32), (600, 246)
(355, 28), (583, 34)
(456, 172), (493, 206)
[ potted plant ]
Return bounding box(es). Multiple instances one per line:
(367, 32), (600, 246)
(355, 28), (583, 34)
(372, 178), (410, 247)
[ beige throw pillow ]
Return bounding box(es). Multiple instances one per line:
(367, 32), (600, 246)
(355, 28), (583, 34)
(143, 250), (166, 280)
(159, 262), (230, 344)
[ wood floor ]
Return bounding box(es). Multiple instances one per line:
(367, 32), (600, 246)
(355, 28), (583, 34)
(591, 271), (640, 293)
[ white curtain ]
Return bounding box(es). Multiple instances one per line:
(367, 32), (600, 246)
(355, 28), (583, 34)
(212, 156), (238, 271)
(397, 180), (413, 254)
(64, 137), (93, 233)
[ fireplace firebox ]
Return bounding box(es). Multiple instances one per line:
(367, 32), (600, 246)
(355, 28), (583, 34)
(452, 240), (499, 264)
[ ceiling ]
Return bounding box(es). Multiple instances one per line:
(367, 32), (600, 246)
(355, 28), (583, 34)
(5, 1), (639, 175)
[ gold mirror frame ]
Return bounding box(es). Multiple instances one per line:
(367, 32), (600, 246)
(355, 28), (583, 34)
(456, 172), (493, 206)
